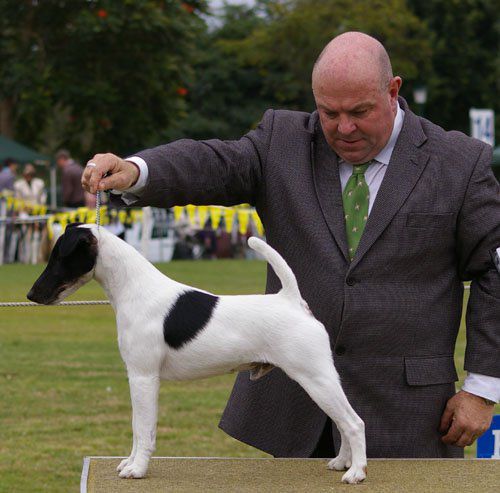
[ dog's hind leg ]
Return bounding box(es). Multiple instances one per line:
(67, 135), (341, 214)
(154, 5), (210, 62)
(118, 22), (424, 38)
(118, 374), (160, 479)
(275, 337), (367, 484)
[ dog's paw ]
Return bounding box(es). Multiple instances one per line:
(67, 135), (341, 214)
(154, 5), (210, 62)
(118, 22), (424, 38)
(118, 463), (147, 479)
(117, 457), (133, 472)
(327, 456), (351, 471)
(341, 465), (367, 484)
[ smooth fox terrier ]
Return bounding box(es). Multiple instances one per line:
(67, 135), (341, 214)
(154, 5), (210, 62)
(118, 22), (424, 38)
(27, 224), (367, 484)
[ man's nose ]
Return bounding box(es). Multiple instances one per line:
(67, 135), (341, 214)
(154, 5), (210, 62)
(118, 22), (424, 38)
(337, 116), (356, 135)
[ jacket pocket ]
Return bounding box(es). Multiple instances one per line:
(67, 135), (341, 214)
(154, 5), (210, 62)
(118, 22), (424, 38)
(406, 212), (454, 229)
(404, 355), (458, 386)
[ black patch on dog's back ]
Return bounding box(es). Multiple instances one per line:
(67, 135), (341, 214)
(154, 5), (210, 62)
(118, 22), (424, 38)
(163, 290), (219, 349)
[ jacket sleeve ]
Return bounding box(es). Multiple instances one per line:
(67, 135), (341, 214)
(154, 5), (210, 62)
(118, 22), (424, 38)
(109, 110), (274, 209)
(457, 143), (500, 378)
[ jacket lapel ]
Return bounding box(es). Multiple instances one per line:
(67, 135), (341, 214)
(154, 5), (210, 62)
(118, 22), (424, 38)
(349, 105), (430, 271)
(311, 119), (350, 263)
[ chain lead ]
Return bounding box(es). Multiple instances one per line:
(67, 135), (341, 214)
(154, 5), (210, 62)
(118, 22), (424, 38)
(96, 190), (101, 229)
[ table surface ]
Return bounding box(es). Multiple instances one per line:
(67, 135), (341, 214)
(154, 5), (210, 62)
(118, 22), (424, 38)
(82, 457), (500, 493)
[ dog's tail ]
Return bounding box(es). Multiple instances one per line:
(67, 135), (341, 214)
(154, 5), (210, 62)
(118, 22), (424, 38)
(248, 237), (303, 302)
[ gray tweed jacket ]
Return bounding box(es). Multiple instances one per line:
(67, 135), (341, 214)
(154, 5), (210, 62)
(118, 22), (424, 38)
(111, 98), (500, 458)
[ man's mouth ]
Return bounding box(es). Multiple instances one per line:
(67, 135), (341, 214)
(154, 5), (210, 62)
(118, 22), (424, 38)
(339, 138), (362, 144)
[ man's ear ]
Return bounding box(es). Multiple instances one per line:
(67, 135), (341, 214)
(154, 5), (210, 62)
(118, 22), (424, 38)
(59, 228), (90, 258)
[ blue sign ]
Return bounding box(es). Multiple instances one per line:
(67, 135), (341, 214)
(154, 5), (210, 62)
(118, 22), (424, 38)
(477, 415), (500, 458)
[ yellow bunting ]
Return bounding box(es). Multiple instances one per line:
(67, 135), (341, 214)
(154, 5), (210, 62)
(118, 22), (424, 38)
(68, 211), (78, 223)
(198, 205), (208, 228)
(87, 210), (96, 224)
(46, 215), (56, 240)
(224, 208), (235, 233)
(131, 210), (143, 222)
(251, 211), (264, 236)
(186, 204), (196, 227)
(237, 210), (250, 235)
(118, 210), (127, 224)
(209, 206), (222, 230)
(173, 206), (184, 223)
(76, 207), (88, 223)
(100, 206), (108, 226)
(59, 213), (69, 231)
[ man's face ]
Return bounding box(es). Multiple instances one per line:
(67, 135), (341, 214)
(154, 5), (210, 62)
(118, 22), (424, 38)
(314, 76), (401, 164)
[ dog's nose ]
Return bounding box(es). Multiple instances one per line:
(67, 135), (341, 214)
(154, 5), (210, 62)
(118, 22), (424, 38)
(27, 288), (36, 302)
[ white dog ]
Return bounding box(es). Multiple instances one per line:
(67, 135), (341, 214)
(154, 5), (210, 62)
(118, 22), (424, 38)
(28, 224), (367, 484)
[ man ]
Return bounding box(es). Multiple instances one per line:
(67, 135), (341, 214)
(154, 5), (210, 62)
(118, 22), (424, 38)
(0, 157), (19, 192)
(82, 32), (499, 458)
(14, 163), (47, 205)
(55, 149), (85, 208)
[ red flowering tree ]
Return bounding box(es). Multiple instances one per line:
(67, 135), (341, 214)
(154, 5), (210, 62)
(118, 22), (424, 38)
(0, 0), (206, 156)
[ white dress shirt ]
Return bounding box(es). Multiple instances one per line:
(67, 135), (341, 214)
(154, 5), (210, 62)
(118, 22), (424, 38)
(119, 104), (499, 403)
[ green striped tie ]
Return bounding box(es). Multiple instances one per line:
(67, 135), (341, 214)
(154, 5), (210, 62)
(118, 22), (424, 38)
(343, 163), (370, 260)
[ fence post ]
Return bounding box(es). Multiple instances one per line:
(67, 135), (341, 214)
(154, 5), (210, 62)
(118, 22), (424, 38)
(0, 198), (6, 265)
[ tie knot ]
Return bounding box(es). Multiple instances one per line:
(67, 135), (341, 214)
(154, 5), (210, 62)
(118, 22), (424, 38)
(352, 162), (371, 175)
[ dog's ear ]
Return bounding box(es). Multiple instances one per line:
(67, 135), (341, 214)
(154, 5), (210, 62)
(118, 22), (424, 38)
(59, 227), (92, 258)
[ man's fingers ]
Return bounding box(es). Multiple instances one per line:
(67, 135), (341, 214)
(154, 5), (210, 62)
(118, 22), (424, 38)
(97, 173), (121, 191)
(439, 405), (454, 433)
(441, 418), (463, 445)
(455, 431), (476, 448)
(82, 154), (139, 193)
(88, 166), (106, 194)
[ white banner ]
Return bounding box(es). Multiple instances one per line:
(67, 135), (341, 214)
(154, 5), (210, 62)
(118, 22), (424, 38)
(469, 108), (495, 146)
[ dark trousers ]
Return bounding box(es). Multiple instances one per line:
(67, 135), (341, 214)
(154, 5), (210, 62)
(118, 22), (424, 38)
(310, 418), (335, 458)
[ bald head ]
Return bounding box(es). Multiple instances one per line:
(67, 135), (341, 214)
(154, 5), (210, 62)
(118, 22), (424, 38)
(311, 32), (402, 164)
(312, 32), (393, 93)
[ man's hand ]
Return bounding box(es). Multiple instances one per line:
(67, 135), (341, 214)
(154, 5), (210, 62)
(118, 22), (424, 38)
(82, 153), (140, 194)
(440, 390), (494, 447)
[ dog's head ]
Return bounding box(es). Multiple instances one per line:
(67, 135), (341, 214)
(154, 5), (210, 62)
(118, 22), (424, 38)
(27, 224), (98, 305)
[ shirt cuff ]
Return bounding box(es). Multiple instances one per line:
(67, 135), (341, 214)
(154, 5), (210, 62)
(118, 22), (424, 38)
(462, 372), (500, 403)
(110, 156), (149, 200)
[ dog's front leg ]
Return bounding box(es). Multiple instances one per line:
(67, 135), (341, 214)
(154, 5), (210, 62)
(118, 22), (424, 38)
(116, 411), (138, 473)
(118, 374), (160, 479)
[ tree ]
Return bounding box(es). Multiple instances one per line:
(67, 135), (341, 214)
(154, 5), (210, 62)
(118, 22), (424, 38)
(407, 0), (499, 134)
(227, 0), (433, 113)
(0, 0), (206, 157)
(163, 2), (274, 141)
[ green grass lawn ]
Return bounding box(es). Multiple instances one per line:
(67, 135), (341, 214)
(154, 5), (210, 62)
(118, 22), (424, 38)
(0, 261), (494, 492)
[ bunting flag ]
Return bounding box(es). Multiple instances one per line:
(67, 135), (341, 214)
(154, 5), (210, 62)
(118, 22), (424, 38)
(251, 210), (264, 236)
(237, 209), (250, 235)
(1, 191), (265, 241)
(173, 206), (184, 222)
(186, 204), (197, 227)
(198, 205), (208, 228)
(209, 206), (222, 229)
(224, 208), (235, 233)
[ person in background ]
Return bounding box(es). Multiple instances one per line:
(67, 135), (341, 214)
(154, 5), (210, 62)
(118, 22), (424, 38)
(55, 149), (85, 208)
(0, 157), (19, 193)
(14, 163), (47, 205)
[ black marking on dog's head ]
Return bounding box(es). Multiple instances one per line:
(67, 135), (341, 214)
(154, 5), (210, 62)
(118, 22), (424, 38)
(27, 226), (98, 304)
(163, 290), (219, 349)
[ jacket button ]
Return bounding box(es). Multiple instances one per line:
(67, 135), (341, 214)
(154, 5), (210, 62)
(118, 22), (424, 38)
(346, 277), (356, 286)
(335, 345), (346, 356)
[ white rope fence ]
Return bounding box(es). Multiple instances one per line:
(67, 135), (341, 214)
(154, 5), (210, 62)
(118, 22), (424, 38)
(0, 300), (110, 307)
(0, 286), (471, 308)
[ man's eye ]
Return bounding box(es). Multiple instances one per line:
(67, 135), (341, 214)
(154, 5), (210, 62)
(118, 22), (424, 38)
(353, 109), (368, 116)
(326, 112), (338, 119)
